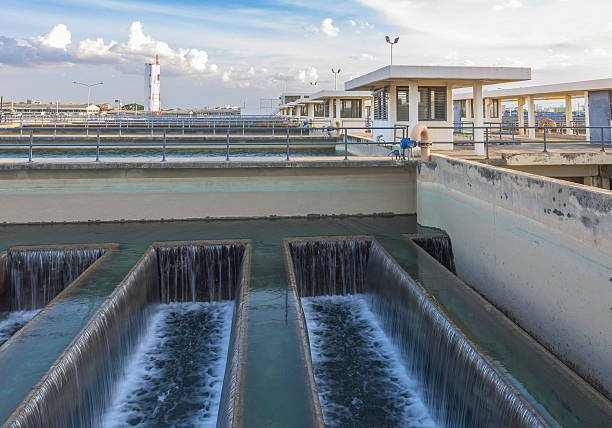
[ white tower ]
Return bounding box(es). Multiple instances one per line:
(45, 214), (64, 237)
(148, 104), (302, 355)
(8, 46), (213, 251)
(145, 55), (161, 113)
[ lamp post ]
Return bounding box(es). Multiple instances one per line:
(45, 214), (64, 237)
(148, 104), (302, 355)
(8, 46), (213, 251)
(73, 81), (104, 112)
(331, 68), (341, 90)
(310, 81), (318, 87)
(385, 36), (399, 65)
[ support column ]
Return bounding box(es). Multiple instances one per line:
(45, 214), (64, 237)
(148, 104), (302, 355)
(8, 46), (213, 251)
(466, 98), (472, 120)
(517, 97), (525, 135)
(307, 102), (314, 120)
(484, 98), (490, 121)
(527, 95), (536, 139)
(473, 82), (484, 155)
(584, 91), (590, 142)
(565, 95), (572, 134)
(408, 81), (419, 137)
(334, 98), (341, 121)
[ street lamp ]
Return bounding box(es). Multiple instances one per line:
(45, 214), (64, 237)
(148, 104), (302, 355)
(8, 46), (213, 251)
(73, 81), (104, 111)
(385, 36), (399, 65)
(310, 81), (318, 86)
(331, 68), (341, 90)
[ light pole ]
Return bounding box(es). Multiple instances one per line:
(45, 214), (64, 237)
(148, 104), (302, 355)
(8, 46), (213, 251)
(73, 81), (104, 112)
(331, 68), (341, 90)
(310, 81), (318, 87)
(385, 36), (399, 65)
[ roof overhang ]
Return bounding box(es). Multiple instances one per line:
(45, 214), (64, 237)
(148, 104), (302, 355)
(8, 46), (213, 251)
(309, 90), (372, 100)
(453, 78), (612, 101)
(345, 65), (532, 91)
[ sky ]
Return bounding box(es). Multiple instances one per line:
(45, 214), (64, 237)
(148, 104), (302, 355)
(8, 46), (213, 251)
(1, 0), (612, 113)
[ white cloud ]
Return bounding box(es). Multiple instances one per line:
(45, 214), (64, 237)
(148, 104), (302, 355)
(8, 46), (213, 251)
(296, 66), (319, 83)
(348, 19), (357, 27)
(351, 53), (374, 61)
(493, 0), (523, 10)
(31, 24), (71, 50)
(319, 18), (339, 37)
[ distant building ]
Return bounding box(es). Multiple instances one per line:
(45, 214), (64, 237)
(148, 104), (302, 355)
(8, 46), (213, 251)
(145, 55), (161, 113)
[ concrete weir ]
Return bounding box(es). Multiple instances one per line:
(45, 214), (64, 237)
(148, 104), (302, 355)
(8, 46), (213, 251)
(283, 236), (546, 427)
(0, 244), (116, 348)
(3, 240), (251, 428)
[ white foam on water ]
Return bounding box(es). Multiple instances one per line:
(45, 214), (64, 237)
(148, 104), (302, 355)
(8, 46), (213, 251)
(102, 301), (234, 427)
(0, 310), (39, 345)
(302, 294), (438, 428)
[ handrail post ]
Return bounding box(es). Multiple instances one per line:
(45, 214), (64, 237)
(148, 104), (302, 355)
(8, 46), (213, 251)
(543, 127), (548, 153)
(20, 117), (23, 137)
(286, 127), (290, 161)
(54, 115), (57, 137)
(344, 128), (348, 160)
(162, 129), (167, 162)
(213, 120), (216, 136)
(226, 129), (230, 161)
(485, 127), (489, 160)
(119, 116), (122, 137)
(272, 121), (275, 136)
(601, 127), (606, 152)
(96, 128), (100, 162)
(242, 120), (245, 136)
(151, 120), (154, 137)
(28, 129), (33, 163)
(182, 120), (185, 136)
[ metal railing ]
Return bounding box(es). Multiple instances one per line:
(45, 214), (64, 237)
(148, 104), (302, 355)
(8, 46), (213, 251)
(1, 123), (608, 163)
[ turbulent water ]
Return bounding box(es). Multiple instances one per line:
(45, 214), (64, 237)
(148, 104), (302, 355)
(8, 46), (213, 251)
(0, 310), (39, 346)
(103, 301), (234, 427)
(302, 295), (437, 428)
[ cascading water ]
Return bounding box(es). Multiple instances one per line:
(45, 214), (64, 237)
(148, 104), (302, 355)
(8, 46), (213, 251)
(0, 247), (107, 347)
(4, 242), (249, 428)
(412, 235), (456, 274)
(286, 238), (546, 428)
(289, 240), (371, 297)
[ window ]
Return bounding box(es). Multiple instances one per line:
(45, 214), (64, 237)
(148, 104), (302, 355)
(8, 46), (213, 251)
(489, 99), (499, 118)
(396, 87), (410, 121)
(314, 103), (327, 117)
(340, 99), (362, 118)
(373, 87), (389, 120)
(284, 95), (300, 104)
(300, 105), (308, 116)
(332, 99), (337, 118)
(460, 100), (466, 118)
(394, 86), (447, 121)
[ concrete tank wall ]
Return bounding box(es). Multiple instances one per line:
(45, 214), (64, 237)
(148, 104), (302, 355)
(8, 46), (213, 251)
(417, 154), (612, 399)
(0, 161), (416, 223)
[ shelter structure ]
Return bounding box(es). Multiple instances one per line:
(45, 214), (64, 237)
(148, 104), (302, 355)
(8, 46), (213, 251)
(453, 79), (612, 144)
(345, 65), (531, 153)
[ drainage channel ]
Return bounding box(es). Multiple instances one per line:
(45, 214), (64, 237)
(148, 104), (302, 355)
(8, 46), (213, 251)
(4, 240), (250, 428)
(0, 244), (116, 347)
(284, 236), (547, 428)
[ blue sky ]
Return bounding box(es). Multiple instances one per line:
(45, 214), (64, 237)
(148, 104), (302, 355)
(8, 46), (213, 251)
(2, 0), (612, 112)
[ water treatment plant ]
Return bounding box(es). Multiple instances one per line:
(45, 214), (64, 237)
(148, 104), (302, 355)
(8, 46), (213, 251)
(2, 4), (612, 426)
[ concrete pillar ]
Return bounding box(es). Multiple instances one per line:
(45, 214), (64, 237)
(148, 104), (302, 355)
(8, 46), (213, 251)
(408, 81), (419, 137)
(466, 98), (472, 119)
(307, 102), (314, 119)
(473, 82), (484, 155)
(584, 91), (590, 142)
(527, 96), (536, 139)
(484, 98), (491, 121)
(517, 97), (525, 135)
(334, 97), (341, 121)
(328, 99), (333, 121)
(565, 95), (572, 134)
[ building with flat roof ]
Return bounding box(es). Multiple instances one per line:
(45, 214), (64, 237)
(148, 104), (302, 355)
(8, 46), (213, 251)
(345, 65), (531, 152)
(453, 78), (612, 144)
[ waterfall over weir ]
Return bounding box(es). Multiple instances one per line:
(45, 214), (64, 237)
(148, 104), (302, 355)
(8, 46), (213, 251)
(0, 246), (110, 347)
(4, 241), (250, 428)
(284, 237), (547, 428)
(411, 234), (456, 274)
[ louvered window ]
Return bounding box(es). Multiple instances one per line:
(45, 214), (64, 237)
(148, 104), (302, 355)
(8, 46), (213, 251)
(340, 99), (362, 118)
(373, 87), (389, 120)
(395, 86), (447, 121)
(396, 87), (409, 121)
(314, 103), (326, 117)
(489, 99), (499, 118)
